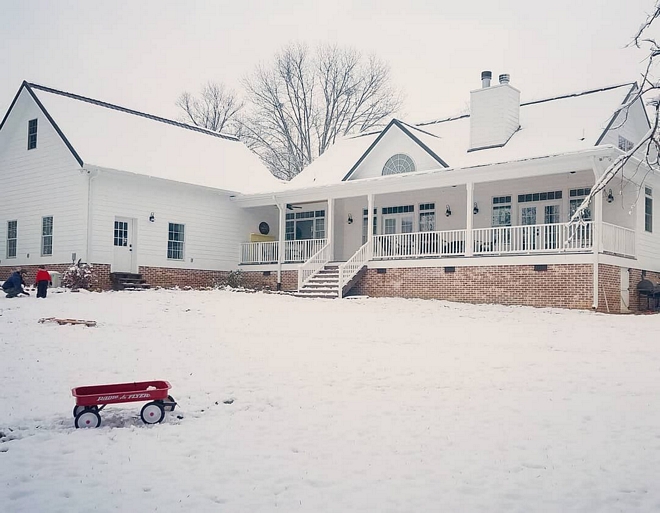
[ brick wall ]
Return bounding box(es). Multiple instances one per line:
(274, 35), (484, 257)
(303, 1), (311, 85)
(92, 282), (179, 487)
(628, 267), (660, 312)
(351, 264), (595, 310)
(137, 267), (298, 291)
(0, 263), (111, 291)
(241, 270), (298, 291)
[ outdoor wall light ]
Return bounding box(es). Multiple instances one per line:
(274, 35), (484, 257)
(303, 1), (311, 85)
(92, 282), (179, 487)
(149, 212), (155, 222)
(606, 189), (614, 203)
(473, 202), (479, 214)
(347, 213), (353, 224)
(445, 205), (452, 217)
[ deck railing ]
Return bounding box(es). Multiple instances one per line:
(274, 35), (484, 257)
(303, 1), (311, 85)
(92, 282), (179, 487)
(602, 222), (636, 258)
(339, 242), (371, 297)
(298, 242), (331, 290)
(372, 230), (467, 259)
(239, 238), (327, 265)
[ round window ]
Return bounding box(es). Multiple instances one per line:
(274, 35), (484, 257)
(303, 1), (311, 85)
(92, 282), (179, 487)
(382, 154), (416, 176)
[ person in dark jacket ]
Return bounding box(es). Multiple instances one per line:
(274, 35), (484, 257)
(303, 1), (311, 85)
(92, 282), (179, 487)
(2, 269), (30, 298)
(34, 266), (52, 299)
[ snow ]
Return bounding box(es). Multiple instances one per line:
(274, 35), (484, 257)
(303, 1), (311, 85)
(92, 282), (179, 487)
(29, 84), (285, 194)
(2, 289), (660, 512)
(291, 84), (635, 187)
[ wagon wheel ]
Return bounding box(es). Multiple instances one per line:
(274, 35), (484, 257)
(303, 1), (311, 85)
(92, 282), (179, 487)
(162, 395), (176, 412)
(75, 409), (102, 429)
(140, 402), (165, 425)
(73, 405), (98, 417)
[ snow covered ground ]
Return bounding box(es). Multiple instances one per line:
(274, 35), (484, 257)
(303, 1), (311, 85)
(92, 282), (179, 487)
(1, 289), (659, 512)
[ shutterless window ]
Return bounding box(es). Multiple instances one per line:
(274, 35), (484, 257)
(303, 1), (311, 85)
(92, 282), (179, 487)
(419, 203), (436, 231)
(6, 220), (17, 258)
(491, 196), (511, 227)
(618, 136), (634, 152)
(41, 216), (53, 256)
(645, 187), (653, 233)
(168, 223), (185, 260)
(569, 188), (592, 221)
(362, 209), (377, 244)
(27, 119), (38, 150)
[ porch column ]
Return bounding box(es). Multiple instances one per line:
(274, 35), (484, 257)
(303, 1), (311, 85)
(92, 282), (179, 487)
(367, 193), (375, 254)
(465, 182), (474, 257)
(277, 203), (286, 290)
(327, 198), (335, 261)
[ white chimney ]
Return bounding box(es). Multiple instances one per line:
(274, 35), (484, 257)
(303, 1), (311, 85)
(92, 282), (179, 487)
(469, 72), (520, 151)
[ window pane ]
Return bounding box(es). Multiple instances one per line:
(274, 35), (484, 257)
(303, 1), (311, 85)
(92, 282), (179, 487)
(646, 197), (653, 232)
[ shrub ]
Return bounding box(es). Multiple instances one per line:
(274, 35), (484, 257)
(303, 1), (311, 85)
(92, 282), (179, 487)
(62, 261), (94, 290)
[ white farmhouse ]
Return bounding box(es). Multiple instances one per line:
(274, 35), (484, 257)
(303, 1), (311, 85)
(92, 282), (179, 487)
(0, 73), (657, 312)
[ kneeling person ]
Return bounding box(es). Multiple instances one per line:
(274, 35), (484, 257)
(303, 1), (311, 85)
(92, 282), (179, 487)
(2, 269), (30, 298)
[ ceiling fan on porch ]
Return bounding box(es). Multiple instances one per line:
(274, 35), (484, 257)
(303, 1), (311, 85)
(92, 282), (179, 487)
(286, 204), (302, 210)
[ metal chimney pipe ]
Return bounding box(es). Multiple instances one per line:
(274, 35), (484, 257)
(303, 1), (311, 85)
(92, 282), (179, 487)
(499, 73), (510, 85)
(481, 71), (492, 88)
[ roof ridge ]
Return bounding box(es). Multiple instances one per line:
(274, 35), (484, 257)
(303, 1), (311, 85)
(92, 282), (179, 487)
(416, 82), (636, 127)
(27, 83), (240, 142)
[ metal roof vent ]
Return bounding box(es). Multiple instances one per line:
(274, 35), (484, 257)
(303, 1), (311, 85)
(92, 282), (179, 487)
(481, 71), (492, 88)
(499, 73), (510, 85)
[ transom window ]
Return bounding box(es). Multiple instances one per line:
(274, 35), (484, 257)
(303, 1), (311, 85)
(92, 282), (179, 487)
(41, 216), (53, 256)
(518, 191), (562, 203)
(6, 220), (17, 259)
(618, 136), (634, 152)
(168, 223), (185, 260)
(382, 154), (415, 176)
(285, 210), (325, 240)
(113, 221), (128, 247)
(382, 205), (414, 215)
(27, 119), (38, 150)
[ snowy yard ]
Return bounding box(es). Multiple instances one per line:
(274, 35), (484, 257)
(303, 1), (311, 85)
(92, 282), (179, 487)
(1, 289), (659, 512)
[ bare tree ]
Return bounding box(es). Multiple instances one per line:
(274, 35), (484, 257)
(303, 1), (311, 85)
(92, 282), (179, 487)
(240, 43), (401, 179)
(176, 82), (243, 134)
(571, 4), (660, 223)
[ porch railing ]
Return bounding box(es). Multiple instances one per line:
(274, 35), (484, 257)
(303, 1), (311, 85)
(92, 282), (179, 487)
(239, 238), (327, 265)
(602, 222), (636, 258)
(473, 222), (594, 255)
(298, 242), (331, 290)
(339, 242), (371, 298)
(372, 230), (467, 259)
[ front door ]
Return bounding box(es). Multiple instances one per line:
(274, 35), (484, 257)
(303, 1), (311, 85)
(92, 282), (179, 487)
(383, 213), (414, 255)
(113, 217), (137, 272)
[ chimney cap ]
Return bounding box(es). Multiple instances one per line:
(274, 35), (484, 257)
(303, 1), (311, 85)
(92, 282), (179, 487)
(481, 70), (492, 79)
(499, 73), (510, 84)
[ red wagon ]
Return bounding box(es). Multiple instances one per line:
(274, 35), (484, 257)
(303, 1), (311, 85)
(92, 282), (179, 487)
(71, 380), (176, 428)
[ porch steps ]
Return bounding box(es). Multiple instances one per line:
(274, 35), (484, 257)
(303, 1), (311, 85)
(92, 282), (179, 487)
(294, 265), (340, 299)
(110, 272), (150, 291)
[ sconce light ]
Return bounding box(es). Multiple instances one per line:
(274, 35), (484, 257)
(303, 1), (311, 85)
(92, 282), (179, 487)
(149, 212), (155, 222)
(606, 189), (614, 203)
(445, 205), (452, 217)
(347, 213), (353, 224)
(473, 202), (479, 214)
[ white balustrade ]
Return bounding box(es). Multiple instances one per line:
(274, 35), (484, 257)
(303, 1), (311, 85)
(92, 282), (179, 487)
(372, 230), (467, 259)
(602, 222), (635, 257)
(339, 242), (371, 297)
(473, 222), (594, 254)
(298, 242), (331, 290)
(239, 238), (327, 265)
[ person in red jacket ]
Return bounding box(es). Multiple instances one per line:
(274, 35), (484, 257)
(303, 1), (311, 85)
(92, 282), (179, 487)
(34, 266), (52, 298)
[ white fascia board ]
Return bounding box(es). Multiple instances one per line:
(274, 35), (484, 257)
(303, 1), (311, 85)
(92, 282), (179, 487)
(83, 164), (237, 196)
(233, 147), (617, 208)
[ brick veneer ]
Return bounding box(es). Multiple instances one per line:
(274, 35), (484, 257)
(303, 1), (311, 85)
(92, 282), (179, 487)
(0, 263), (111, 291)
(628, 267), (660, 312)
(351, 264), (595, 310)
(137, 267), (298, 291)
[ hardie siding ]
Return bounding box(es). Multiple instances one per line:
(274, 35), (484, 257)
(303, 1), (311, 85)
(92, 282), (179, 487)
(0, 88), (87, 267)
(88, 172), (259, 271)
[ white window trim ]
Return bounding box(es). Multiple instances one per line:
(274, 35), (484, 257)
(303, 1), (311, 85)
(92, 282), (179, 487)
(167, 222), (185, 260)
(6, 220), (17, 259)
(41, 215), (53, 257)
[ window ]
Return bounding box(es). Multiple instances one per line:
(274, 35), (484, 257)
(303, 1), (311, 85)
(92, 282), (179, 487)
(491, 197), (511, 227)
(41, 216), (53, 256)
(569, 188), (592, 221)
(285, 210), (326, 241)
(518, 190), (562, 203)
(381, 205), (414, 215)
(27, 119), (38, 150)
(362, 209), (377, 244)
(114, 221), (128, 246)
(646, 187), (653, 233)
(382, 154), (415, 176)
(419, 203), (436, 231)
(6, 220), (17, 258)
(168, 223), (185, 260)
(618, 136), (634, 152)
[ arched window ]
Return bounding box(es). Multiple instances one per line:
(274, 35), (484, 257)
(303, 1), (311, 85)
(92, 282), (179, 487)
(382, 154), (415, 176)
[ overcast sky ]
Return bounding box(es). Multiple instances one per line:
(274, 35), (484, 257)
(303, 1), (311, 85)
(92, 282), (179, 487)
(1, 0), (657, 124)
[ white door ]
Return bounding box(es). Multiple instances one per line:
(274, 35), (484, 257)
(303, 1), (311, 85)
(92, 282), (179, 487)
(382, 214), (414, 255)
(519, 206), (537, 250)
(113, 217), (137, 272)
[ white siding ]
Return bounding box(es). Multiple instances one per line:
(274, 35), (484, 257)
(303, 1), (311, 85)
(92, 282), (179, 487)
(89, 171), (256, 271)
(633, 171), (660, 271)
(348, 126), (442, 181)
(0, 88), (87, 267)
(469, 83), (520, 150)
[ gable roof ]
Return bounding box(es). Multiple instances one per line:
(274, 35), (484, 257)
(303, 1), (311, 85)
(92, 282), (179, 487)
(291, 83), (637, 188)
(1, 82), (284, 194)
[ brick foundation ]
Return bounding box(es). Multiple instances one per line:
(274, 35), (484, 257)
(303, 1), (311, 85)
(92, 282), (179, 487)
(628, 267), (660, 313)
(351, 264), (595, 310)
(137, 267), (298, 291)
(0, 263), (111, 291)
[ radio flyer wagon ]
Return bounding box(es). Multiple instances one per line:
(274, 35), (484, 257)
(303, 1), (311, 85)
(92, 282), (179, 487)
(71, 380), (176, 428)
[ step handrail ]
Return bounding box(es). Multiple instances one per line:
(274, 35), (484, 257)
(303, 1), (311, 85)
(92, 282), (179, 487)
(298, 242), (331, 290)
(338, 241), (371, 298)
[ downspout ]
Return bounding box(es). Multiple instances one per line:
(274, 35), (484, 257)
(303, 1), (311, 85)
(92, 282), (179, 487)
(85, 168), (98, 264)
(591, 157), (604, 310)
(277, 202), (285, 290)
